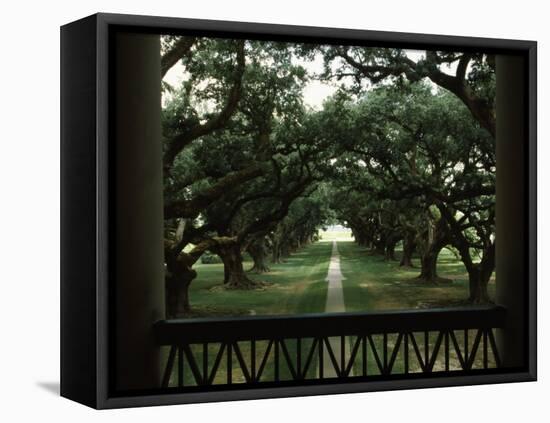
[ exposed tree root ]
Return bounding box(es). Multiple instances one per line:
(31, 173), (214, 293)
(248, 263), (271, 274)
(414, 275), (453, 285)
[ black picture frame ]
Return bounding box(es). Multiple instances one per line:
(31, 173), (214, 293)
(61, 12), (537, 409)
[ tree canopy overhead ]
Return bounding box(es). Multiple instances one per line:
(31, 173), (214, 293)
(160, 36), (497, 316)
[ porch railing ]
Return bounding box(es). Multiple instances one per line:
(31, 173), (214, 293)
(154, 305), (506, 389)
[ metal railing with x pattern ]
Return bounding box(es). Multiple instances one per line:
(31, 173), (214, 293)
(154, 305), (506, 389)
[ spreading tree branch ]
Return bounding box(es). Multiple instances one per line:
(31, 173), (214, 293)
(163, 40), (246, 173)
(164, 162), (266, 219)
(161, 36), (196, 78)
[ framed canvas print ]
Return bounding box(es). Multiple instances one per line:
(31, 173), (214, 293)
(60, 13), (537, 409)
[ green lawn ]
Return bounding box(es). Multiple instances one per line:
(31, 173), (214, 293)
(185, 240), (332, 317)
(185, 237), (494, 315)
(338, 241), (495, 311)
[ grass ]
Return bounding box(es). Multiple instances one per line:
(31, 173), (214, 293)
(338, 241), (495, 311)
(185, 241), (332, 317)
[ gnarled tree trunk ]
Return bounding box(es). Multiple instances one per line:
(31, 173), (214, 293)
(372, 234), (386, 255)
(467, 267), (491, 303)
(417, 249), (441, 282)
(416, 219), (449, 283)
(247, 237), (270, 273)
(165, 256), (197, 317)
(384, 233), (401, 261)
(281, 242), (291, 259)
(385, 241), (397, 261)
(436, 203), (495, 303)
(464, 243), (495, 304)
(400, 233), (416, 267)
(271, 242), (283, 264)
(218, 244), (259, 289)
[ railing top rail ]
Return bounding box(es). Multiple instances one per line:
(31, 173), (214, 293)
(154, 305), (506, 345)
